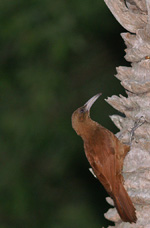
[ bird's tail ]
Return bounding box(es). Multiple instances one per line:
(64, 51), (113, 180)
(113, 183), (137, 223)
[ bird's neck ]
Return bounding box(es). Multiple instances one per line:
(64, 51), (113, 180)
(79, 119), (101, 141)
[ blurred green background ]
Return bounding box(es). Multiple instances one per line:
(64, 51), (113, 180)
(0, 1), (128, 227)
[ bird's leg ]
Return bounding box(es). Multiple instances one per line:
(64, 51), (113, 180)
(129, 116), (145, 145)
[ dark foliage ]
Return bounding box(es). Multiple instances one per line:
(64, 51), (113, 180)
(0, 1), (126, 227)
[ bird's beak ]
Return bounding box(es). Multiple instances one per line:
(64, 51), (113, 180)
(84, 93), (102, 112)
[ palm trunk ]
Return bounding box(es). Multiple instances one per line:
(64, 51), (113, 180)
(103, 0), (150, 227)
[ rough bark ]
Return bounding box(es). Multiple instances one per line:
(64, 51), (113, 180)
(103, 0), (150, 227)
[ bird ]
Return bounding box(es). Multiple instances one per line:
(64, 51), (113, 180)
(71, 93), (137, 223)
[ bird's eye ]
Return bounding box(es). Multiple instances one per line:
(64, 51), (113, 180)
(80, 108), (85, 113)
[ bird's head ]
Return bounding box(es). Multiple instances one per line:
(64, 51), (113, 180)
(71, 93), (102, 136)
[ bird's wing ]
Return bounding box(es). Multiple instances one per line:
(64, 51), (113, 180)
(84, 126), (130, 194)
(84, 141), (116, 194)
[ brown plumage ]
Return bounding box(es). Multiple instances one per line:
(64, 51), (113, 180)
(71, 93), (137, 223)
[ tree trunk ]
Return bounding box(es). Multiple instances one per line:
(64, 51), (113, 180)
(103, 0), (150, 227)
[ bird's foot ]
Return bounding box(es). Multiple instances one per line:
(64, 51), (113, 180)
(129, 116), (145, 145)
